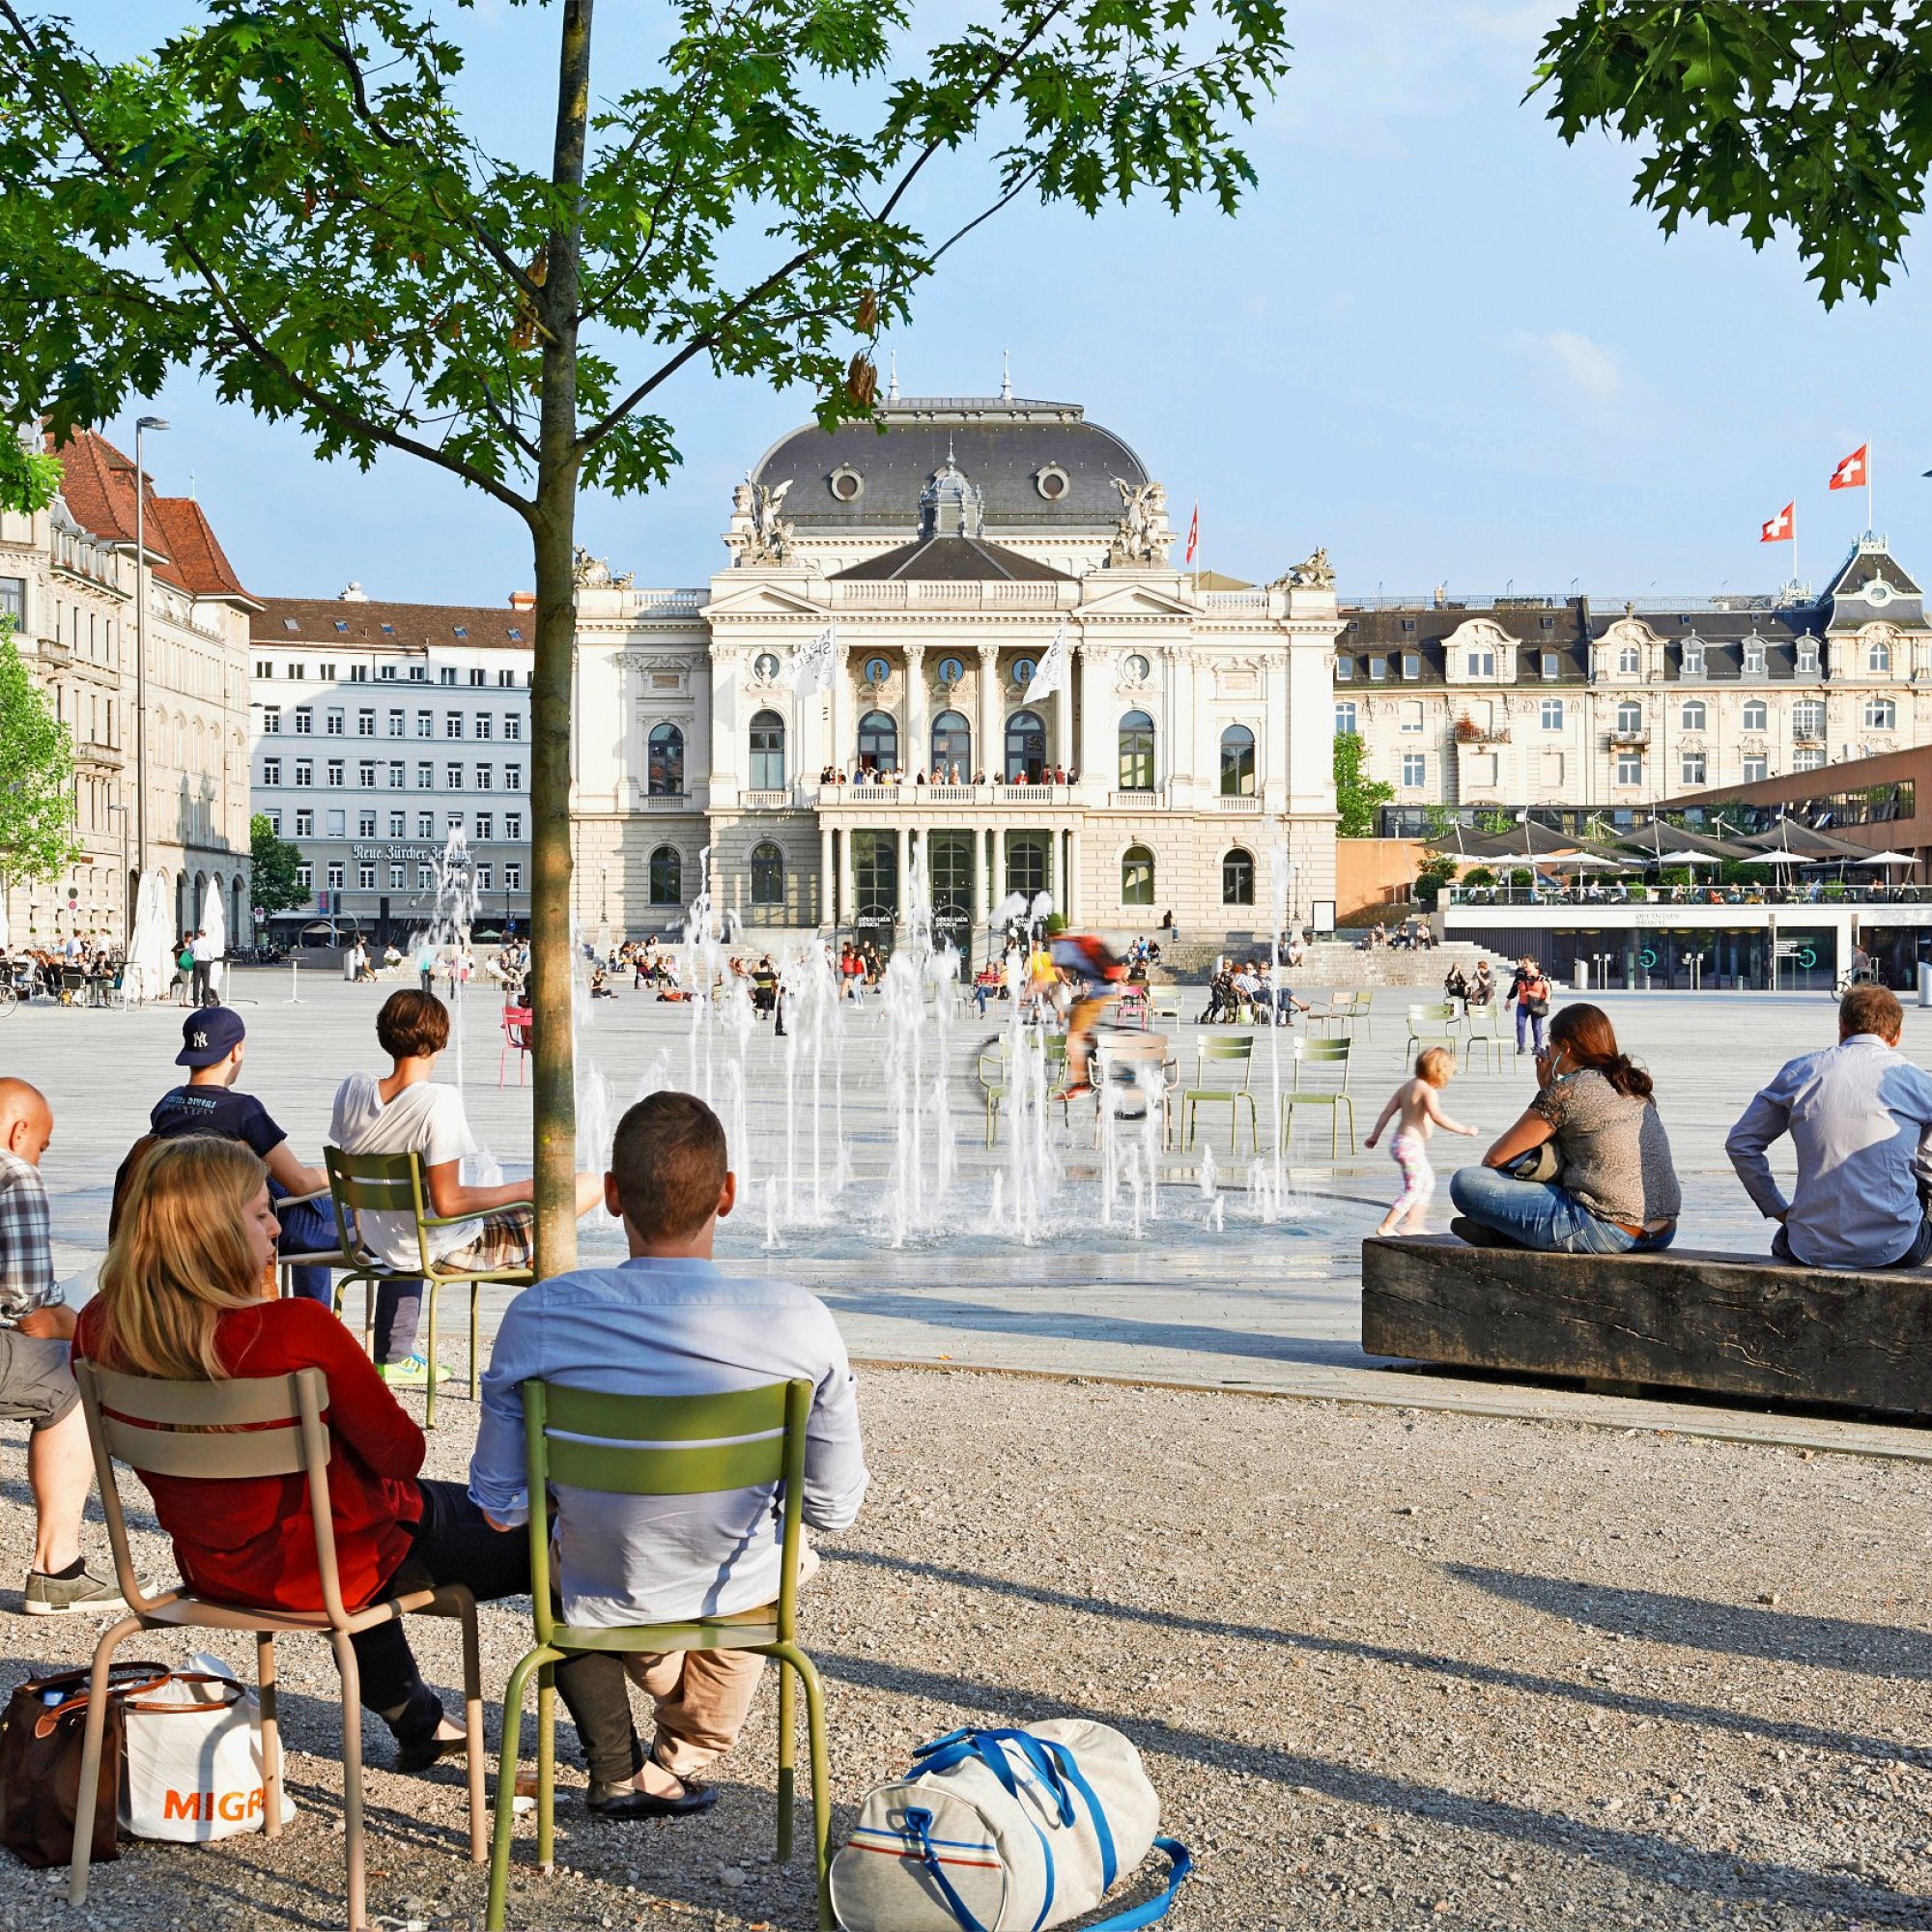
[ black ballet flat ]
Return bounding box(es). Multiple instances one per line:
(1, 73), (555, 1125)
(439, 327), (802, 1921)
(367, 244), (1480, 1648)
(586, 1777), (719, 1820)
(394, 1731), (469, 1775)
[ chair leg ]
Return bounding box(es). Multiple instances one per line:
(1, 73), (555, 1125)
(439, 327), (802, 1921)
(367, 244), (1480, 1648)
(258, 1633), (283, 1841)
(330, 1630), (368, 1932)
(487, 1646), (551, 1932)
(770, 1644), (835, 1929)
(458, 1594), (487, 1862)
(776, 1648), (796, 1864)
(67, 1613), (140, 1908)
(535, 1660), (556, 1876)
(424, 1279), (440, 1431)
(469, 1282), (481, 1406)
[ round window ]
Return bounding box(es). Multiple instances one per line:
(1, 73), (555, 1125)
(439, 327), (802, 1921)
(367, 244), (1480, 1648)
(753, 652), (781, 682)
(1867, 579), (1893, 606)
(1012, 657), (1037, 686)
(938, 656), (964, 685)
(829, 466), (864, 502)
(1125, 653), (1151, 681)
(864, 657), (891, 686)
(1035, 466), (1069, 501)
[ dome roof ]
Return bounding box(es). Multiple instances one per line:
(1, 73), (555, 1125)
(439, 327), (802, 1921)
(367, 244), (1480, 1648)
(750, 396), (1150, 540)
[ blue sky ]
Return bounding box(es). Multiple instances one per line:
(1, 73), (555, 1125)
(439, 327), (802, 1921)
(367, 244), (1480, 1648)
(73, 2), (1932, 606)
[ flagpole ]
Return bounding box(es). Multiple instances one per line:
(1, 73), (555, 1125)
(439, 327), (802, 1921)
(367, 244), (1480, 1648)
(1793, 495), (1800, 598)
(1868, 439), (1874, 538)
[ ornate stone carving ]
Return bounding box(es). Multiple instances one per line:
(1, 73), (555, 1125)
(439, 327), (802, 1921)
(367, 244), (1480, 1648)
(573, 547), (635, 589)
(1107, 478), (1171, 565)
(728, 478), (795, 565)
(1276, 546), (1335, 590)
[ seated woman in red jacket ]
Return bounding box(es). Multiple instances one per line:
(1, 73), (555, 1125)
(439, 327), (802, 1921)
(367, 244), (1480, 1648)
(75, 1135), (529, 1773)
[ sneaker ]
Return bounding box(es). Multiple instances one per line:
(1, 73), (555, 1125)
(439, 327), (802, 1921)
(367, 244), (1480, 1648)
(377, 1354), (452, 1387)
(22, 1563), (132, 1617)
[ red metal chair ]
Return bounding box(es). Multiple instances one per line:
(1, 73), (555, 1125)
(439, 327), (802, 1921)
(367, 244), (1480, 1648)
(498, 1005), (533, 1086)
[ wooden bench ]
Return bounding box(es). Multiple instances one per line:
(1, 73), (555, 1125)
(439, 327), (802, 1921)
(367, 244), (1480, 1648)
(1361, 1235), (1932, 1418)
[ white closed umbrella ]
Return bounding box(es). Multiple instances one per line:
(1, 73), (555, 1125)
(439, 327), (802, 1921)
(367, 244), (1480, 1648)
(127, 875), (172, 1004)
(201, 877), (227, 1000)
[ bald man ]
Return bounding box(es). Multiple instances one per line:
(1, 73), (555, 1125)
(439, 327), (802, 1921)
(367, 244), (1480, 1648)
(0, 1079), (126, 1615)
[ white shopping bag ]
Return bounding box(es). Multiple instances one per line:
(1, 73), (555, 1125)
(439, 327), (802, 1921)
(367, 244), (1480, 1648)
(119, 1656), (295, 1842)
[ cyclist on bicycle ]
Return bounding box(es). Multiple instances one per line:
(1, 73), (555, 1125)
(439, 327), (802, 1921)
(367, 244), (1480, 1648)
(1050, 933), (1127, 1095)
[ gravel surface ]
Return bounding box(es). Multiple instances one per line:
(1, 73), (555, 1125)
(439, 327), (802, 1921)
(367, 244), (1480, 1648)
(5, 1368), (1931, 1930)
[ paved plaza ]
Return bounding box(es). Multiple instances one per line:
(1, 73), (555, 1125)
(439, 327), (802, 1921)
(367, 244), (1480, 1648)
(6, 973), (1932, 1930)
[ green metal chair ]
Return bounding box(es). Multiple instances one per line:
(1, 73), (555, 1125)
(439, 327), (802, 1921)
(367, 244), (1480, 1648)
(324, 1147), (533, 1429)
(1181, 1034), (1259, 1152)
(977, 1035), (1079, 1143)
(485, 1379), (832, 1932)
(1404, 1001), (1462, 1065)
(1277, 1036), (1356, 1156)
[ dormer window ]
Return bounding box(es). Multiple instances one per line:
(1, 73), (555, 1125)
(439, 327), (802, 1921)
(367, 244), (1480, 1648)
(1744, 639), (1766, 675)
(1682, 639), (1705, 676)
(1465, 649), (1494, 677)
(1797, 639), (1819, 675)
(1868, 638), (1892, 673)
(1334, 657), (1354, 681)
(1369, 657), (1387, 681)
(1540, 652), (1559, 681)
(1402, 653), (1421, 680)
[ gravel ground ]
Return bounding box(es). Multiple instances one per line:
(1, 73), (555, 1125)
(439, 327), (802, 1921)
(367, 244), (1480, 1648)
(5, 1368), (1931, 1931)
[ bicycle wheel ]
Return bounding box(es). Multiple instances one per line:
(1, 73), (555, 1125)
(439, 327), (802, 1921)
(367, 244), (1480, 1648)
(0, 985), (16, 1017)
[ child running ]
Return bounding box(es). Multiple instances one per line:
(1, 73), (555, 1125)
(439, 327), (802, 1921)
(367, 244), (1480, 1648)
(1363, 1045), (1478, 1236)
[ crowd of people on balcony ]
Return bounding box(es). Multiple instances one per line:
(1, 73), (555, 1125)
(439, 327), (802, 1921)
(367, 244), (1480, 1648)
(814, 763), (1079, 789)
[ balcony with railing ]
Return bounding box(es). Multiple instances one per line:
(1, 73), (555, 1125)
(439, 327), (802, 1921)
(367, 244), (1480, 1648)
(1213, 792), (1264, 811)
(637, 790), (694, 810)
(1453, 720), (1511, 745)
(816, 779), (1067, 809)
(1606, 726), (1651, 747)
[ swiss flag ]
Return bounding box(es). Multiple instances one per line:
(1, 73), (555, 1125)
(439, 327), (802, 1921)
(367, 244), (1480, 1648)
(1185, 500), (1199, 565)
(1760, 502), (1795, 543)
(1830, 443), (1868, 490)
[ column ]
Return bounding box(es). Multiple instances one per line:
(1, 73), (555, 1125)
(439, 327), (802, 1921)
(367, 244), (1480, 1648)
(819, 822), (834, 927)
(894, 823), (908, 918)
(992, 823), (1007, 908)
(1066, 824), (1081, 923)
(829, 643), (852, 778)
(707, 645), (739, 808)
(904, 643), (928, 780)
(833, 828), (848, 926)
(1076, 645), (1107, 791)
(977, 643), (1001, 780)
(1053, 682), (1072, 778)
(1264, 649), (1289, 812)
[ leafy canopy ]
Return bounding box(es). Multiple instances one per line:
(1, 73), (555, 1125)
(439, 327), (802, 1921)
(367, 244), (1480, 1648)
(249, 811), (308, 919)
(1534, 2), (1932, 307)
(0, 0), (1293, 520)
(1333, 730), (1392, 839)
(0, 615), (80, 883)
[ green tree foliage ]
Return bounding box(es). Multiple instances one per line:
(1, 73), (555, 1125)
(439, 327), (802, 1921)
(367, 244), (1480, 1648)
(0, 0), (1290, 1275)
(0, 615), (79, 882)
(249, 811), (308, 920)
(1534, 3), (1932, 306)
(0, 441), (62, 514)
(1334, 731), (1393, 838)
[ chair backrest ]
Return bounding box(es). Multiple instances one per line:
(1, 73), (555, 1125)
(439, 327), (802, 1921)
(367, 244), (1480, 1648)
(522, 1378), (810, 1643)
(325, 1146), (435, 1277)
(1194, 1035), (1254, 1086)
(1293, 1037), (1352, 1089)
(1407, 1002), (1456, 1026)
(72, 1359), (355, 1627)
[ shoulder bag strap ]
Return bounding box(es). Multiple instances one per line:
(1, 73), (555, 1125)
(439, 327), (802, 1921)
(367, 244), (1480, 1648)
(1083, 1837), (1193, 1932)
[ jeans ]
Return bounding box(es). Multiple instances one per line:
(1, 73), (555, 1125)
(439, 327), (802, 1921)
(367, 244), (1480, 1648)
(351, 1478), (532, 1735)
(373, 1277), (428, 1364)
(1515, 1005), (1548, 1053)
(1449, 1163), (1676, 1256)
(272, 1190), (340, 1304)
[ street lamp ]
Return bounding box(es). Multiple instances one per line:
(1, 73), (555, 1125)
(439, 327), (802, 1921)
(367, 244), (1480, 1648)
(132, 415), (168, 890)
(104, 801), (128, 943)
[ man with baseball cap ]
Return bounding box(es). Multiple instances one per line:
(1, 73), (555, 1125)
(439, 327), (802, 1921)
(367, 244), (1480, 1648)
(147, 1007), (340, 1299)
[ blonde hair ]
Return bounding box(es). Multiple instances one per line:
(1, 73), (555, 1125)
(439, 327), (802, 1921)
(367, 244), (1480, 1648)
(1416, 1046), (1457, 1088)
(93, 1138), (270, 1380)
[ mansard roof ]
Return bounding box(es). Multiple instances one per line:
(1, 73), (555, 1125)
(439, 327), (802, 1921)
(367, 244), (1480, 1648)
(829, 534), (1071, 584)
(251, 597), (534, 651)
(1820, 539), (1924, 631)
(753, 396), (1150, 542)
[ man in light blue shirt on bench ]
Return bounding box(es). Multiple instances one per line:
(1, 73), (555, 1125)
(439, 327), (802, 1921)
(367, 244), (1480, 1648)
(469, 1091), (868, 1820)
(1726, 983), (1932, 1270)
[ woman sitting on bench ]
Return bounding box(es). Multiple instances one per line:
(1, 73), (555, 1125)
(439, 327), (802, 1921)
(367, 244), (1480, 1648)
(1448, 1003), (1681, 1255)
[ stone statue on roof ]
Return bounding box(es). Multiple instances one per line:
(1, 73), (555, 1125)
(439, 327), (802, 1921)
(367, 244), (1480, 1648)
(738, 477), (794, 565)
(572, 546), (634, 589)
(1108, 476), (1170, 565)
(1282, 545), (1335, 590)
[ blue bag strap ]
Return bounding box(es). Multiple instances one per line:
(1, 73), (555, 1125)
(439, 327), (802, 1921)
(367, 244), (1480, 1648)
(912, 1727), (1077, 1828)
(1083, 1837), (1193, 1932)
(902, 1806), (993, 1932)
(1039, 1741), (1117, 1889)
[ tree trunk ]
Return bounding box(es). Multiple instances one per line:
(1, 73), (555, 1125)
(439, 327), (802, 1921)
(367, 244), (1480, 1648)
(527, 0), (594, 1280)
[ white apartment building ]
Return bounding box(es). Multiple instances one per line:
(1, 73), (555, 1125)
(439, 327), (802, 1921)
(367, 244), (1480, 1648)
(0, 429), (254, 948)
(248, 592), (533, 944)
(1342, 539), (1930, 827)
(569, 391), (1342, 945)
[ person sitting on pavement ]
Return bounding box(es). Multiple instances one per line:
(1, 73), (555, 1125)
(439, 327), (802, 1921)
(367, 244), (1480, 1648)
(469, 1092), (868, 1819)
(1448, 1003), (1681, 1254)
(139, 1007), (338, 1303)
(329, 989), (605, 1386)
(1725, 983), (1932, 1270)
(76, 1136), (526, 1770)
(0, 1078), (128, 1616)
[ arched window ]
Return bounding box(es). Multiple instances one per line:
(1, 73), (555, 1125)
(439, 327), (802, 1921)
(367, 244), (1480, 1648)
(856, 709), (897, 772)
(648, 844), (682, 905)
(930, 709), (971, 779)
(1615, 699), (1644, 735)
(1005, 708), (1046, 782)
(1121, 844), (1155, 905)
(647, 722), (684, 795)
(1219, 724), (1256, 796)
(750, 840), (784, 905)
(748, 709), (785, 789)
(1680, 698), (1707, 731)
(1870, 638), (1892, 673)
(1118, 710), (1154, 791)
(1742, 699), (1768, 731)
(1222, 847), (1255, 905)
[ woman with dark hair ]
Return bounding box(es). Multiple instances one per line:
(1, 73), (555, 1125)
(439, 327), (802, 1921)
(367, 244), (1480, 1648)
(1448, 1002), (1681, 1252)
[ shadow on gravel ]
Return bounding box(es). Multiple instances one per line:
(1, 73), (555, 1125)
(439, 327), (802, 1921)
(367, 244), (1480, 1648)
(1450, 1566), (1932, 1679)
(823, 1548), (1915, 1765)
(816, 1645), (1932, 1921)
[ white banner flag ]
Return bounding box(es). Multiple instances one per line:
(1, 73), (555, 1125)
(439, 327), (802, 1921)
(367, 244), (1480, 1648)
(788, 623), (838, 696)
(1022, 623), (1068, 704)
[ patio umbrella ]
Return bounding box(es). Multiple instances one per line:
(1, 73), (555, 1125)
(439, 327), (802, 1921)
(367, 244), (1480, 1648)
(1850, 850), (1917, 868)
(201, 876), (227, 1001)
(1739, 848), (1813, 867)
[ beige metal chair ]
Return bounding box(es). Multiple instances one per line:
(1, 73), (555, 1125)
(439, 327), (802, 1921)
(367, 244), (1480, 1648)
(1181, 1034), (1259, 1151)
(1277, 1036), (1356, 1156)
(68, 1361), (486, 1931)
(1460, 997), (1507, 1073)
(1405, 1001), (1463, 1064)
(1308, 988), (1370, 1038)
(325, 1148), (533, 1428)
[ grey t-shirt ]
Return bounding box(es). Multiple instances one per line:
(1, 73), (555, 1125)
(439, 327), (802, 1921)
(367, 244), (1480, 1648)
(1533, 1067), (1682, 1229)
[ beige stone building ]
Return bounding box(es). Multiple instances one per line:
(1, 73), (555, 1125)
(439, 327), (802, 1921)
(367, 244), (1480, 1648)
(571, 392), (1343, 948)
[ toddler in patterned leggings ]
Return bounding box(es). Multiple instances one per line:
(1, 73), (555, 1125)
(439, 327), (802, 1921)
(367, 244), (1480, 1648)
(1364, 1045), (1479, 1237)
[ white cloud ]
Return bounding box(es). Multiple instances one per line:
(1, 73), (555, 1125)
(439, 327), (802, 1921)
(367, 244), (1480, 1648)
(1542, 329), (1621, 402)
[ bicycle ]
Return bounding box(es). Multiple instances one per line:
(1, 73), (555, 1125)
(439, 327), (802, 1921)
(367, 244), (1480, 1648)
(1832, 964), (1884, 999)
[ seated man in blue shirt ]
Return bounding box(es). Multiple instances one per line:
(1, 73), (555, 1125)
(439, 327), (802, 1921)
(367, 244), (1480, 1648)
(469, 1091), (868, 1820)
(1726, 983), (1932, 1269)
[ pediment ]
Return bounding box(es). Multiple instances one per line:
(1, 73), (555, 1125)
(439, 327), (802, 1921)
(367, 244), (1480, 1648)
(1077, 582), (1198, 619)
(704, 580), (826, 619)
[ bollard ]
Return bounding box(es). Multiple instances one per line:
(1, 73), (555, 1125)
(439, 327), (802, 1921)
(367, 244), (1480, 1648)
(1919, 961), (1932, 1009)
(1575, 959), (1590, 991)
